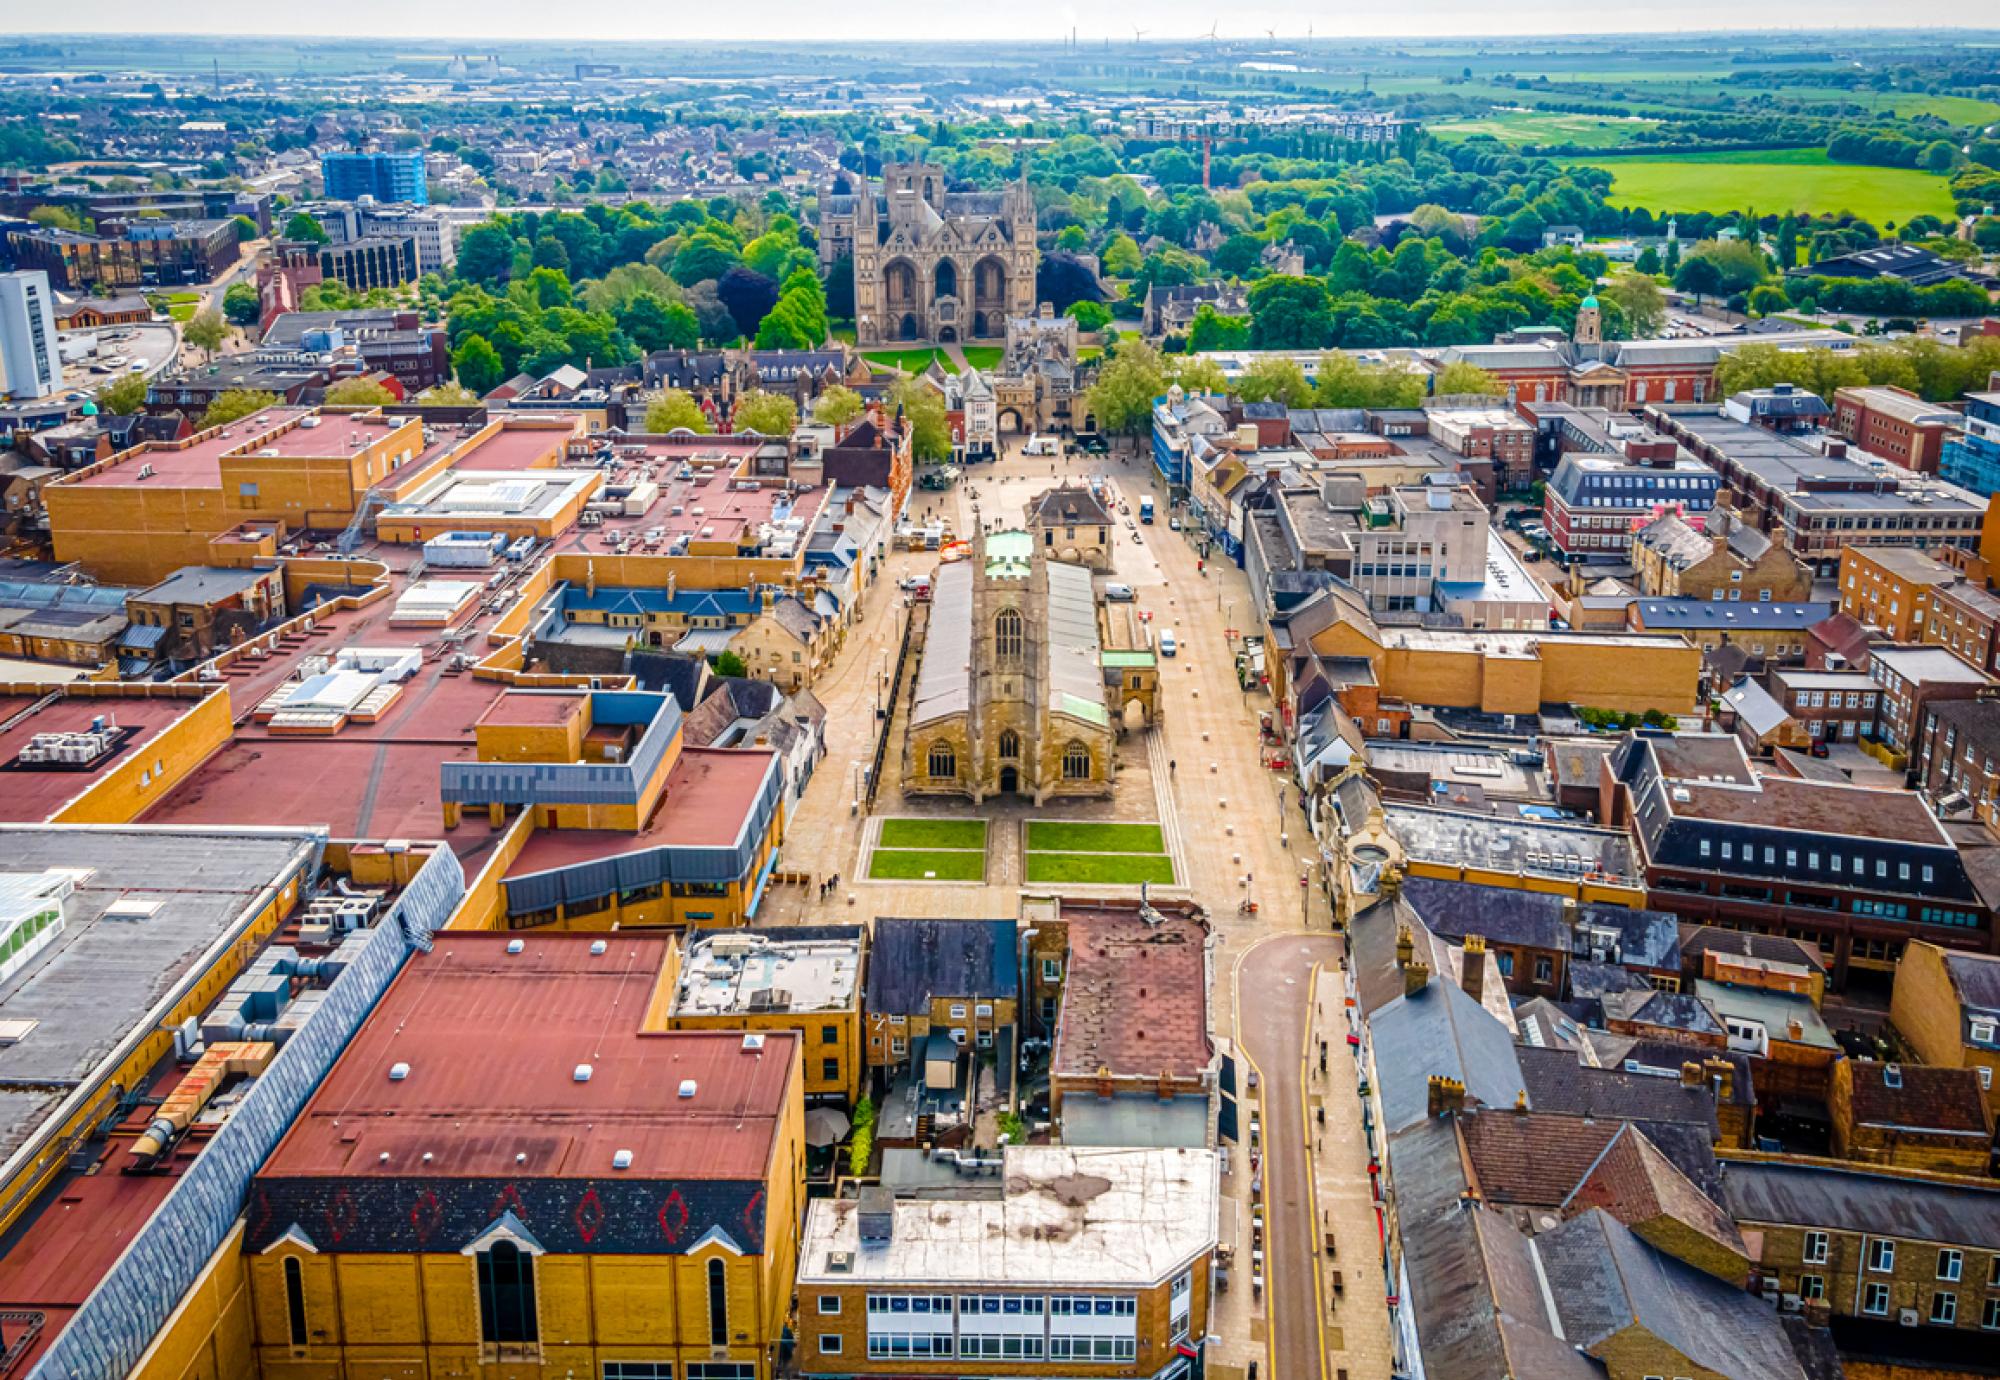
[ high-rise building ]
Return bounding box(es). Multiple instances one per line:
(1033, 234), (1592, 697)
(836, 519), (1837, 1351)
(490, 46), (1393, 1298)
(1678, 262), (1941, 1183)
(0, 270), (61, 399)
(319, 150), (428, 205)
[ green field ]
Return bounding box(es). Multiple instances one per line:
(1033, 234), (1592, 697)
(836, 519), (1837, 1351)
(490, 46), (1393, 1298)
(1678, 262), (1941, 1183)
(959, 346), (1003, 370)
(1025, 821), (1167, 854)
(1024, 852), (1178, 886)
(867, 849), (987, 882)
(863, 349), (958, 374)
(1429, 111), (1660, 148)
(878, 817), (988, 850)
(1571, 148), (1956, 224)
(1757, 88), (2000, 124)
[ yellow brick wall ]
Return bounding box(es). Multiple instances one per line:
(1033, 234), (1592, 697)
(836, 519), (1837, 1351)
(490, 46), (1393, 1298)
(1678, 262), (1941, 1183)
(130, 1221), (255, 1380)
(1892, 942), (2000, 1119)
(45, 684), (234, 825)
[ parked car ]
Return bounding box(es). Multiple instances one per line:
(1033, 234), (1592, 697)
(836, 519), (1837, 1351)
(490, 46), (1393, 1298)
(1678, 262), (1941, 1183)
(1104, 582), (1135, 602)
(1158, 629), (1177, 657)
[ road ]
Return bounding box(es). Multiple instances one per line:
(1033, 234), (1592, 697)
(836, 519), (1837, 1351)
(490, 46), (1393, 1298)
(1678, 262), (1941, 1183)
(761, 432), (1393, 1377)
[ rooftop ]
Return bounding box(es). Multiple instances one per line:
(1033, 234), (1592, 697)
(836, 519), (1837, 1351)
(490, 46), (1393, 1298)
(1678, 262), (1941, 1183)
(0, 690), (219, 822)
(1723, 1156), (2000, 1250)
(796, 1146), (1217, 1286)
(1051, 908), (1212, 1084)
(866, 918), (1018, 1013)
(259, 933), (796, 1182)
(669, 929), (863, 1017)
(1870, 644), (1989, 685)
(69, 407), (313, 488)
(1384, 804), (1637, 883)
(1693, 978), (1837, 1050)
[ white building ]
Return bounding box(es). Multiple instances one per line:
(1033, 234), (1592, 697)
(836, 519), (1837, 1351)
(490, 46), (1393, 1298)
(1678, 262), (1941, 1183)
(0, 271), (62, 400)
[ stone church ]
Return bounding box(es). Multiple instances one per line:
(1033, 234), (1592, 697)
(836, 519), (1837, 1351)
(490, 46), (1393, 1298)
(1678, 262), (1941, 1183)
(819, 161), (1038, 346)
(903, 531), (1116, 804)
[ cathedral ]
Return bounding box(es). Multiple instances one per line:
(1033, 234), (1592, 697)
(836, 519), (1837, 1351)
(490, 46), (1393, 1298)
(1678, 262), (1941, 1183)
(818, 161), (1039, 346)
(903, 531), (1116, 804)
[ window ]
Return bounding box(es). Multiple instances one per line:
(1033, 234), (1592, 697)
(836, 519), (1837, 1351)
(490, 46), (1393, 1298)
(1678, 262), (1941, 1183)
(822, 1057), (840, 1081)
(686, 1367), (756, 1380)
(1985, 1297), (2000, 1330)
(604, 1365), (675, 1380)
(1042, 957), (1061, 982)
(1534, 956), (1553, 984)
(283, 1256), (309, 1347)
(1940, 1249), (1964, 1282)
(476, 1241), (538, 1345)
(1869, 1239), (1896, 1274)
(995, 608), (1024, 659)
(1973, 1020), (1996, 1044)
(1799, 1274), (1825, 1301)
(819, 1295), (842, 1315)
(1062, 741), (1092, 780)
(1933, 1291), (1958, 1325)
(949, 1003), (967, 1019)
(998, 729), (1019, 759)
(707, 1259), (728, 1347)
(1803, 1231), (1829, 1265)
(819, 1335), (842, 1356)
(926, 742), (956, 780)
(1864, 1282), (1891, 1315)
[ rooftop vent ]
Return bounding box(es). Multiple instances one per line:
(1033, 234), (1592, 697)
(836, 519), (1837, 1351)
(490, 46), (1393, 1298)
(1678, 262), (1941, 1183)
(742, 1033), (766, 1052)
(388, 1062), (410, 1081)
(573, 1063), (593, 1082)
(826, 1250), (855, 1274)
(678, 1078), (698, 1098)
(506, 938), (525, 954)
(612, 1149), (634, 1170)
(858, 1186), (895, 1246)
(590, 939), (608, 955)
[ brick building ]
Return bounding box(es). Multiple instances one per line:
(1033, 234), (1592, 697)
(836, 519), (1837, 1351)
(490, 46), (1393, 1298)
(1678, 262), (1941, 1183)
(1832, 384), (1962, 474)
(1839, 546), (1963, 642)
(1867, 644), (1991, 755)
(1892, 943), (2000, 1119)
(1828, 1057), (1994, 1174)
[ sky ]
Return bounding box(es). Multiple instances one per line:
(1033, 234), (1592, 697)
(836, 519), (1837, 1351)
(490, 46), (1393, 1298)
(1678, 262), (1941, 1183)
(8, 6), (1998, 41)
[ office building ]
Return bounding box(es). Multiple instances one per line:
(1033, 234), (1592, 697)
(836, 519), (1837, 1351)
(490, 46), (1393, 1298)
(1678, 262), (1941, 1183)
(315, 235), (419, 292)
(0, 269), (60, 398)
(320, 150), (428, 205)
(1942, 392), (2000, 497)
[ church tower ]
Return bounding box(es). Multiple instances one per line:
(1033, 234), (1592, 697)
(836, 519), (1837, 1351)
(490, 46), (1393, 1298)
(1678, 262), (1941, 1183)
(1574, 294), (1602, 347)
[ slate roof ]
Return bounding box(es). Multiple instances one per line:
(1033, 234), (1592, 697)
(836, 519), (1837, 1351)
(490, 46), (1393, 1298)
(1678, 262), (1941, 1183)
(1723, 677), (1792, 739)
(1515, 1045), (1719, 1140)
(1400, 876), (1568, 952)
(625, 650), (709, 711)
(1944, 951), (2000, 1015)
(1561, 1123), (1746, 1271)
(1632, 513), (1713, 570)
(865, 918), (1018, 1013)
(1843, 1059), (1991, 1136)
(1723, 1157), (2000, 1251)
(1679, 925), (1826, 975)
(1027, 483), (1111, 528)
(1602, 989), (1726, 1040)
(1372, 976), (1527, 1134)
(1538, 1210), (1805, 1380)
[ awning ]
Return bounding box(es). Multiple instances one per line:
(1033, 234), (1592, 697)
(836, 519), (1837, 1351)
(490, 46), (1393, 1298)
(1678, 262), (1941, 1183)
(118, 623), (166, 650)
(673, 629), (736, 654)
(803, 1106), (851, 1148)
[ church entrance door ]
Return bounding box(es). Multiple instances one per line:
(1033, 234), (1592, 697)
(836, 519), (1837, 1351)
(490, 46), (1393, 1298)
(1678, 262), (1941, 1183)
(999, 765), (1019, 794)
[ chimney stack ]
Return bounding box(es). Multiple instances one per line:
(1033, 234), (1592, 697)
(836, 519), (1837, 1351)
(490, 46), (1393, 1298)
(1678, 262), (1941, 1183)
(1560, 897), (1581, 929)
(1427, 1075), (1465, 1119)
(1395, 925), (1415, 969)
(1704, 1057), (1735, 1103)
(1462, 934), (1487, 1003)
(1404, 960), (1431, 998)
(1680, 1061), (1704, 1089)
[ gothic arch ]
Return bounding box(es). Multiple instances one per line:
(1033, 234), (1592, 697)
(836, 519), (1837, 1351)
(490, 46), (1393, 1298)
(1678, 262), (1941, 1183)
(934, 259), (958, 299)
(995, 608), (1024, 659)
(883, 258), (919, 313)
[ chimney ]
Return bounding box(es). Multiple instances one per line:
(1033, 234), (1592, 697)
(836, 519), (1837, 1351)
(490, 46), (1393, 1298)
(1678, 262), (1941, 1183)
(1680, 1061), (1704, 1089)
(1404, 960), (1431, 998)
(1461, 934), (1487, 1003)
(1704, 1057), (1735, 1103)
(1560, 897), (1581, 929)
(857, 1186), (894, 1248)
(1395, 925), (1415, 969)
(1427, 1075), (1465, 1119)
(1514, 1089), (1528, 1113)
(1786, 1017), (1805, 1042)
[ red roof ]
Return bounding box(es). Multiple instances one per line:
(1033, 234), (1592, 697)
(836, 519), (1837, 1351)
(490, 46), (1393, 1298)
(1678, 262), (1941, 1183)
(477, 689), (586, 728)
(259, 934), (796, 1181)
(70, 408), (312, 487)
(503, 746), (776, 877)
(0, 693), (217, 822)
(1052, 907), (1214, 1082)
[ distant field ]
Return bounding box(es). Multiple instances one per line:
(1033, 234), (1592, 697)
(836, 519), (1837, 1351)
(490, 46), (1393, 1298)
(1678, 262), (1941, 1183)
(1570, 148), (1957, 224)
(1429, 111), (1660, 147)
(1760, 88), (2000, 124)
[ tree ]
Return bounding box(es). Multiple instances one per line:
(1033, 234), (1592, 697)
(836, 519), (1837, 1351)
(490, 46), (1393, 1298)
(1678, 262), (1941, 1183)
(451, 333), (506, 394)
(1247, 276), (1334, 349)
(1681, 239), (1768, 296)
(222, 282), (260, 327)
(1101, 233), (1143, 277)
(323, 378), (397, 407)
(713, 650), (748, 678)
(645, 390), (714, 434)
(618, 293), (700, 352)
(1432, 360), (1501, 397)
(283, 211), (329, 244)
(1084, 341), (1170, 435)
(812, 385), (863, 426)
(232, 214), (260, 242)
(1235, 356), (1313, 408)
(94, 372), (150, 415)
(733, 388), (798, 436)
(28, 205), (84, 232)
(716, 267), (780, 340)
(889, 380), (952, 462)
(1313, 354), (1424, 409)
(183, 309), (227, 361)
(1065, 300), (1113, 332)
(1673, 254), (1727, 307)
(1599, 273), (1665, 338)
(456, 221), (517, 285)
(670, 231), (742, 288)
(201, 389), (281, 428)
(1186, 304), (1251, 352)
(1633, 246), (1662, 276)
(1747, 285), (1791, 318)
(1173, 357), (1228, 394)
(416, 381), (480, 405)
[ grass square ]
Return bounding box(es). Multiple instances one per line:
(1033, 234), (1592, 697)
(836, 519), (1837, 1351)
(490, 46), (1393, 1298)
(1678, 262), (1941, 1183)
(878, 817), (988, 850)
(867, 849), (987, 882)
(1025, 820), (1166, 854)
(1023, 852), (1176, 886)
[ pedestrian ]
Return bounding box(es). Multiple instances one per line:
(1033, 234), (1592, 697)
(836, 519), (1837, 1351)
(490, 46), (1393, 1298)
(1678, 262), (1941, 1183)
(1169, 759), (1176, 776)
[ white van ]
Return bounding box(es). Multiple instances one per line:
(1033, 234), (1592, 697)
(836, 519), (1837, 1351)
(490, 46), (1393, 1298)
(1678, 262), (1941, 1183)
(1022, 434), (1059, 456)
(1104, 582), (1135, 602)
(1158, 629), (1178, 657)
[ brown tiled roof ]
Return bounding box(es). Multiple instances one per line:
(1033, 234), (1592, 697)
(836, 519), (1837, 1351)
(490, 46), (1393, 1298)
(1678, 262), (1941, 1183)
(1562, 1123), (1746, 1276)
(1051, 911), (1213, 1082)
(1845, 1060), (1992, 1136)
(1459, 1110), (1619, 1206)
(1679, 925), (1827, 974)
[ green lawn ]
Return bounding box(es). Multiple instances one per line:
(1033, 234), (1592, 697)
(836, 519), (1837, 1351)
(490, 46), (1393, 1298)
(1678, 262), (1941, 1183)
(867, 849), (987, 882)
(1758, 88), (2000, 124)
(168, 303), (197, 321)
(959, 346), (1003, 370)
(863, 348), (957, 375)
(1024, 852), (1177, 886)
(1025, 821), (1167, 854)
(1568, 148), (1957, 225)
(1429, 111), (1660, 148)
(878, 817), (988, 850)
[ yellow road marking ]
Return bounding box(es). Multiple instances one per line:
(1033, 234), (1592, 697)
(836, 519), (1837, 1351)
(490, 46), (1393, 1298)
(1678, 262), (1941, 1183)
(1302, 961), (1332, 1380)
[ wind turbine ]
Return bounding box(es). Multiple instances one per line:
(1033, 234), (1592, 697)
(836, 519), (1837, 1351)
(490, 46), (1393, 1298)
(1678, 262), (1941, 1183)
(1206, 20), (1219, 43)
(1132, 26), (1148, 45)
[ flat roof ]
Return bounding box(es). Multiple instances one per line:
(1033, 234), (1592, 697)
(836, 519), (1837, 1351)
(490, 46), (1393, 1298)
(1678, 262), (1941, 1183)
(553, 452), (832, 553)
(1870, 644), (1989, 684)
(70, 407), (312, 488)
(259, 413), (401, 458)
(502, 746), (778, 878)
(797, 1146), (1217, 1286)
(0, 692), (216, 823)
(259, 933), (795, 1181)
(670, 931), (861, 1017)
(450, 423), (574, 472)
(1052, 911), (1211, 1083)
(1693, 978), (1836, 1050)
(1385, 804), (1637, 882)
(1665, 776), (1950, 846)
(0, 826), (320, 1163)
(477, 688), (586, 727)
(384, 468), (596, 523)
(1850, 546), (1958, 582)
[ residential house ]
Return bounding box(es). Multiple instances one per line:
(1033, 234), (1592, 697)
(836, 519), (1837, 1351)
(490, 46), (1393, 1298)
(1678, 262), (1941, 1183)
(862, 917), (1019, 1090)
(122, 564), (286, 667)
(1828, 1057), (1993, 1175)
(1869, 643), (1991, 756)
(1629, 498), (1810, 603)
(1840, 546), (1963, 642)
(1764, 666), (1879, 745)
(1892, 943), (2000, 1120)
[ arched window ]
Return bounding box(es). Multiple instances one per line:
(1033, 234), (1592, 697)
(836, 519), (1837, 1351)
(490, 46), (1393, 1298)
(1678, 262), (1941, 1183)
(998, 729), (1020, 759)
(995, 608), (1024, 659)
(928, 742), (957, 780)
(475, 1241), (538, 1345)
(708, 1257), (730, 1347)
(283, 1256), (308, 1347)
(1063, 742), (1092, 780)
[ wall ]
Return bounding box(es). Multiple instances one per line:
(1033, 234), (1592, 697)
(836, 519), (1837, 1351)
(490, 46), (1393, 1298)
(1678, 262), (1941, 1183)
(128, 1222), (253, 1380)
(1893, 942), (2000, 1119)
(43, 684), (234, 825)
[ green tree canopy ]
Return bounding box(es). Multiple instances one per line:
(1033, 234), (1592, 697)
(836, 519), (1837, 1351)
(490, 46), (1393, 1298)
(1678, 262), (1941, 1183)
(323, 378), (397, 407)
(451, 334), (505, 394)
(1432, 360), (1502, 397)
(201, 389), (281, 428)
(645, 390), (714, 434)
(1235, 356), (1313, 408)
(734, 389), (798, 436)
(183, 309), (227, 359)
(1084, 341), (1170, 435)
(889, 380), (952, 463)
(1599, 273), (1665, 338)
(415, 381), (480, 405)
(1312, 354), (1424, 409)
(283, 211), (329, 244)
(1065, 300), (1113, 332)
(221, 282), (260, 327)
(94, 372), (150, 415)
(812, 385), (864, 426)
